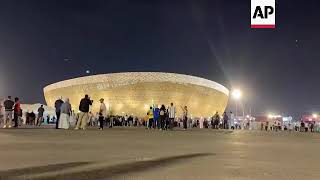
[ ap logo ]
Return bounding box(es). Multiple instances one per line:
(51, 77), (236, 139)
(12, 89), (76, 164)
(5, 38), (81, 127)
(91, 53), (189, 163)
(251, 0), (276, 28)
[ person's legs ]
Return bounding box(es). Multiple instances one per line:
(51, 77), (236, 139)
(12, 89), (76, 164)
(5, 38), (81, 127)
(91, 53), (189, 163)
(35, 116), (39, 126)
(14, 113), (18, 127)
(38, 117), (43, 126)
(165, 119), (169, 130)
(99, 116), (104, 130)
(160, 117), (164, 129)
(3, 112), (9, 128)
(75, 112), (85, 129)
(80, 113), (89, 130)
(148, 118), (153, 129)
(110, 118), (113, 128)
(158, 118), (161, 129)
(34, 116), (40, 126)
(169, 118), (174, 130)
(6, 111), (13, 128)
(56, 112), (61, 129)
(183, 117), (187, 129)
(156, 119), (159, 129)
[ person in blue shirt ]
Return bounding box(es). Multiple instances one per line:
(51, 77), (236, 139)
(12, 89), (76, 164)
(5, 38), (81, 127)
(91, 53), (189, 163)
(153, 105), (160, 129)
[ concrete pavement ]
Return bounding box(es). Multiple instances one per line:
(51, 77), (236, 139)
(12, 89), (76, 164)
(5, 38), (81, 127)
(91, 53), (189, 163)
(0, 127), (319, 179)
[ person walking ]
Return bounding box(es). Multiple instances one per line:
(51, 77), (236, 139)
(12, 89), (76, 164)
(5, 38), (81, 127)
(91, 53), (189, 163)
(265, 121), (269, 131)
(199, 117), (204, 129)
(167, 103), (176, 130)
(55, 98), (64, 129)
(229, 111), (235, 130)
(223, 112), (229, 129)
(36, 105), (45, 126)
(3, 96), (14, 128)
(59, 98), (72, 129)
(181, 106), (188, 130)
(0, 102), (3, 125)
(75, 95), (93, 130)
(147, 107), (153, 129)
(153, 105), (160, 129)
(159, 105), (166, 130)
(213, 112), (220, 129)
(98, 98), (107, 130)
(13, 97), (21, 128)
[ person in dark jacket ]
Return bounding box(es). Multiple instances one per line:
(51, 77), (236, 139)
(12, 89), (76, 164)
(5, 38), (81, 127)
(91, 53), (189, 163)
(3, 96), (14, 128)
(223, 112), (229, 129)
(55, 98), (64, 129)
(36, 105), (45, 126)
(213, 112), (220, 129)
(75, 94), (93, 130)
(13, 97), (21, 128)
(159, 105), (166, 130)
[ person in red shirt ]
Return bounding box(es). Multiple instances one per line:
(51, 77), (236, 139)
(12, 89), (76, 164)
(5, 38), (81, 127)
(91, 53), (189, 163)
(13, 97), (21, 128)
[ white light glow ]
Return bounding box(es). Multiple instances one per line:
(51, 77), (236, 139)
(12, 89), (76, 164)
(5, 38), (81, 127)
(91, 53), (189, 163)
(232, 89), (242, 100)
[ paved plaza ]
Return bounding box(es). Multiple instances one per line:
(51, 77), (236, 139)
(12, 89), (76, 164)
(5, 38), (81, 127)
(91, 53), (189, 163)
(0, 127), (319, 180)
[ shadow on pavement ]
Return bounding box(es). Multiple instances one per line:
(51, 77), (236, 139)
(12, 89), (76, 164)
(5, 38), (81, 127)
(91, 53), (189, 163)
(1, 153), (214, 180)
(0, 162), (91, 179)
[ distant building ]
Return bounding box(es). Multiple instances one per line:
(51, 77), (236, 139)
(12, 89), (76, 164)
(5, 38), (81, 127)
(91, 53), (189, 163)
(43, 72), (229, 117)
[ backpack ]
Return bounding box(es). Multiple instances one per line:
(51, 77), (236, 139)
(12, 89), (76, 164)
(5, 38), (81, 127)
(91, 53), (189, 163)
(160, 110), (165, 116)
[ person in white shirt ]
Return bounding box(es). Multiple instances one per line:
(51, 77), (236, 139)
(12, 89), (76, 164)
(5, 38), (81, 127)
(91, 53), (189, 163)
(99, 98), (107, 130)
(229, 111), (235, 130)
(199, 117), (204, 129)
(167, 103), (176, 130)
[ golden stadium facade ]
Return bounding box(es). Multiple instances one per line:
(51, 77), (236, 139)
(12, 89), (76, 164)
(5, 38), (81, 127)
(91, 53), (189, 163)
(43, 72), (229, 117)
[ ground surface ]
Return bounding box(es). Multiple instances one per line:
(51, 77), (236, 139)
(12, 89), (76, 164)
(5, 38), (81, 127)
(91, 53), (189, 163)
(0, 126), (319, 180)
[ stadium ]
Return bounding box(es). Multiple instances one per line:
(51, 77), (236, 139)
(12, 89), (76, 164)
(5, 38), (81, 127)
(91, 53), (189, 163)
(43, 72), (229, 117)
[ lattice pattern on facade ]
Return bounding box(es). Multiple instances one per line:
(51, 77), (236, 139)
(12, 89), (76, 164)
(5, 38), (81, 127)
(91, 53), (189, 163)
(44, 72), (229, 95)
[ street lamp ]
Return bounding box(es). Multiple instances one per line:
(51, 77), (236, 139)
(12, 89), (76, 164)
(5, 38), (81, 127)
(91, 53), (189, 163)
(232, 89), (242, 118)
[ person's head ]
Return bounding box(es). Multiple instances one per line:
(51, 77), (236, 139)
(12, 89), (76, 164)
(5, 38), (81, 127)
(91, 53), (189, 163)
(41, 105), (43, 108)
(184, 106), (187, 110)
(8, 96), (11, 100)
(230, 111), (233, 114)
(14, 97), (19, 102)
(100, 98), (104, 103)
(161, 104), (165, 109)
(150, 106), (152, 110)
(224, 112), (226, 115)
(85, 94), (89, 99)
(64, 98), (69, 103)
(171, 103), (173, 106)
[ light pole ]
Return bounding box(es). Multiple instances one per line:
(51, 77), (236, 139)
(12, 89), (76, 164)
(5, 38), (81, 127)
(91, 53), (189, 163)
(232, 89), (242, 118)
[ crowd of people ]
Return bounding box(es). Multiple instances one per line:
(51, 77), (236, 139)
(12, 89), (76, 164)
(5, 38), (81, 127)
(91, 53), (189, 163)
(260, 121), (318, 132)
(1, 94), (320, 133)
(0, 96), (51, 128)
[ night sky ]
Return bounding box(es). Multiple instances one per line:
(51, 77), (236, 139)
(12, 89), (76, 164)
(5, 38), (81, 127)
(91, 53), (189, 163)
(0, 0), (319, 117)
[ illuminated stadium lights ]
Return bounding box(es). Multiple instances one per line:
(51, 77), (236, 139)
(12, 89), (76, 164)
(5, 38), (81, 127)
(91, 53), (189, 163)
(312, 114), (318, 118)
(231, 89), (243, 118)
(268, 114), (282, 119)
(232, 89), (242, 100)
